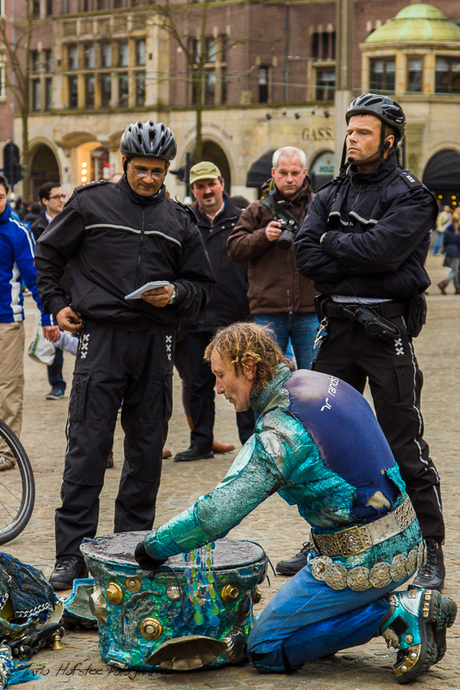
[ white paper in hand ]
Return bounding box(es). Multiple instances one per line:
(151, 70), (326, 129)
(124, 281), (170, 300)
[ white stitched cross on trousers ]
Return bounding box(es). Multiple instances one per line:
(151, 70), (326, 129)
(80, 333), (90, 359)
(166, 335), (172, 361)
(394, 338), (404, 356)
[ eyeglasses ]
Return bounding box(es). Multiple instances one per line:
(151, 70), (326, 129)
(49, 194), (66, 200)
(129, 162), (166, 180)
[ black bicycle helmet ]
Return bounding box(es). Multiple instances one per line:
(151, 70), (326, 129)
(120, 120), (177, 161)
(346, 93), (406, 142)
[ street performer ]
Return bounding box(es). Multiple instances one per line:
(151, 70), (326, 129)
(35, 119), (215, 591)
(135, 323), (456, 683)
(294, 94), (445, 591)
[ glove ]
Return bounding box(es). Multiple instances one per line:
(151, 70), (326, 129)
(134, 541), (167, 571)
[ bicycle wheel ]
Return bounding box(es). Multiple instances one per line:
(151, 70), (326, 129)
(0, 419), (35, 544)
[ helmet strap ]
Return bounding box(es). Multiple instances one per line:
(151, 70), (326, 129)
(339, 139), (349, 177)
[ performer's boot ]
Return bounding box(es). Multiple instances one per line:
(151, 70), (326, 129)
(437, 280), (448, 295)
(380, 588), (457, 684)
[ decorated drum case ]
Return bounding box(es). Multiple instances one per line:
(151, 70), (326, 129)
(80, 533), (268, 672)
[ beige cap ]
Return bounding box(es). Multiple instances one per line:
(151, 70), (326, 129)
(189, 161), (222, 185)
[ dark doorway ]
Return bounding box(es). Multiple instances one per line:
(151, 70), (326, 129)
(29, 145), (60, 200)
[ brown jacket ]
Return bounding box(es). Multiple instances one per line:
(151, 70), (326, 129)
(227, 178), (317, 314)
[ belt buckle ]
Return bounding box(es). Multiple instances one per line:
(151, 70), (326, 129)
(336, 525), (367, 557)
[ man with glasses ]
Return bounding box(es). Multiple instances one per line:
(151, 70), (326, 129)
(31, 182), (67, 400)
(35, 120), (215, 590)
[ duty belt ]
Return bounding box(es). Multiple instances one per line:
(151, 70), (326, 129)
(310, 498), (416, 558)
(323, 300), (407, 321)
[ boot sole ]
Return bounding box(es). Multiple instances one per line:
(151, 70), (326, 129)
(395, 590), (457, 684)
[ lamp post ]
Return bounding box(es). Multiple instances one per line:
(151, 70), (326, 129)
(334, 0), (354, 173)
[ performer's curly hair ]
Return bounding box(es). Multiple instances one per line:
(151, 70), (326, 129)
(204, 322), (292, 387)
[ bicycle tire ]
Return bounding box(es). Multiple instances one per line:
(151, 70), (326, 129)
(0, 419), (35, 544)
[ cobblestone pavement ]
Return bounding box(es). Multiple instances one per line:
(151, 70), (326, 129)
(5, 253), (460, 689)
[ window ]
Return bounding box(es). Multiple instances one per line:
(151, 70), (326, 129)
(118, 42), (128, 67)
(312, 31), (336, 60)
(369, 58), (395, 92)
(101, 44), (112, 68)
(43, 49), (52, 72)
(32, 0), (40, 16)
(68, 75), (78, 108)
(32, 80), (41, 111)
(204, 69), (215, 105)
(188, 34), (227, 106)
(136, 39), (146, 66)
(101, 74), (111, 107)
(68, 44), (78, 70)
(205, 37), (217, 63)
(407, 57), (423, 93)
(259, 66), (270, 103)
(46, 0), (53, 15)
(135, 72), (145, 106)
(84, 44), (95, 69)
(85, 75), (95, 108)
(30, 50), (40, 73)
(316, 68), (335, 100)
(118, 72), (129, 106)
(45, 77), (52, 110)
(435, 56), (460, 94)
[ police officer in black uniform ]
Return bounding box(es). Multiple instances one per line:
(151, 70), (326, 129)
(36, 120), (215, 590)
(290, 94), (445, 590)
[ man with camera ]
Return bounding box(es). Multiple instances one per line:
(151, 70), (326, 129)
(227, 146), (318, 371)
(294, 94), (445, 591)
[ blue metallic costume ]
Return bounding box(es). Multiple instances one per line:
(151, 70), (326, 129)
(142, 365), (454, 677)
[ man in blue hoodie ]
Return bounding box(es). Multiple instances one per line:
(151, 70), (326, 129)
(0, 174), (57, 469)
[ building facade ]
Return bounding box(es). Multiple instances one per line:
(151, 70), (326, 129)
(8, 0), (460, 203)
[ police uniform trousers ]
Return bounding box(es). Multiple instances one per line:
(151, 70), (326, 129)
(313, 312), (444, 544)
(55, 318), (175, 562)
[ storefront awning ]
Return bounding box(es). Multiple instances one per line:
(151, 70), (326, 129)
(423, 149), (460, 191)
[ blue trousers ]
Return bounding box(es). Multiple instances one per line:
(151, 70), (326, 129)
(248, 563), (401, 673)
(253, 312), (318, 370)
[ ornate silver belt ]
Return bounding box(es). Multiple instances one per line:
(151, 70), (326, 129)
(310, 497), (416, 558)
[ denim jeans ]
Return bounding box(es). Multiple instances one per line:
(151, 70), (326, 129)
(253, 312), (319, 370)
(248, 562), (401, 673)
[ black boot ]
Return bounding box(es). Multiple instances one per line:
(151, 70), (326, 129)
(412, 538), (445, 591)
(276, 542), (310, 576)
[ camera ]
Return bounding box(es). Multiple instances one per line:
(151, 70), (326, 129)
(277, 218), (299, 251)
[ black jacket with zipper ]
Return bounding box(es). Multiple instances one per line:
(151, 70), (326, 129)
(295, 154), (437, 299)
(184, 192), (249, 332)
(35, 176), (216, 330)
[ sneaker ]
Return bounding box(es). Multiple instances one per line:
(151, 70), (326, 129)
(276, 542), (311, 576)
(412, 538), (445, 591)
(174, 446), (214, 462)
(380, 588), (457, 683)
(46, 387), (65, 400)
(49, 557), (87, 591)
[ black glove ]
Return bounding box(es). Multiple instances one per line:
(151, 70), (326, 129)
(134, 541), (167, 571)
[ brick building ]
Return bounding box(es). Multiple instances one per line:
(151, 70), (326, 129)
(7, 0), (460, 202)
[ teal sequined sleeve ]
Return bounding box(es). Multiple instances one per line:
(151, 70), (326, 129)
(144, 433), (287, 559)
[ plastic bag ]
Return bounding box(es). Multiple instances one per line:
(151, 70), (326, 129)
(27, 314), (55, 365)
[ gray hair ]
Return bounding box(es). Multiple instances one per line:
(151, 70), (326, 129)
(272, 146), (306, 169)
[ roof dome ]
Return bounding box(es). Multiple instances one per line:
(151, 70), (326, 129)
(365, 3), (460, 44)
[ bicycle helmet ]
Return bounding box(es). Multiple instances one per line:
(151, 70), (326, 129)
(120, 120), (177, 161)
(346, 93), (405, 142)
